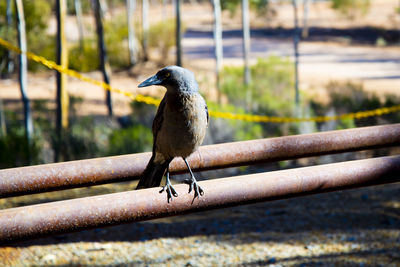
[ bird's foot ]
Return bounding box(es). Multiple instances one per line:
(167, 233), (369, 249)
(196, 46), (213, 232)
(184, 176), (204, 199)
(160, 180), (178, 203)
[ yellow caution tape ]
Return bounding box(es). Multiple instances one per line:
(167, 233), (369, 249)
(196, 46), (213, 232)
(1, 37), (399, 123)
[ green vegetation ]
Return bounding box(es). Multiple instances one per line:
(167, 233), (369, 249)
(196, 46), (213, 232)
(0, 111), (42, 168)
(68, 40), (100, 72)
(147, 19), (179, 62)
(222, 56), (294, 114)
(219, 56), (297, 139)
(0, 0), (55, 72)
(331, 0), (371, 19)
(69, 16), (178, 72)
(108, 125), (152, 156)
(221, 0), (272, 16)
(310, 81), (400, 129)
(69, 14), (130, 72)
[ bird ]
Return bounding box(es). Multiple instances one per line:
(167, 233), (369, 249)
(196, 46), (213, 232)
(135, 66), (208, 201)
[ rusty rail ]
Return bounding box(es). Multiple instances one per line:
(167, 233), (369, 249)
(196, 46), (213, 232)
(1, 155), (399, 242)
(1, 124), (400, 198)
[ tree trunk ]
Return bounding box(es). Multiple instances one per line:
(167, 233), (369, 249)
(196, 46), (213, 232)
(74, 0), (85, 50)
(292, 0), (300, 109)
(127, 0), (137, 66)
(142, 0), (149, 61)
(175, 0), (182, 66)
(0, 98), (6, 137)
(242, 0), (251, 110)
(15, 0), (33, 163)
(302, 0), (310, 38)
(212, 0), (223, 102)
(162, 0), (167, 21)
(2, 0), (14, 76)
(94, 0), (113, 117)
(55, 0), (69, 162)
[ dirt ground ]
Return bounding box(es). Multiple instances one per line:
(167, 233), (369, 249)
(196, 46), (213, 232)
(1, 1), (400, 266)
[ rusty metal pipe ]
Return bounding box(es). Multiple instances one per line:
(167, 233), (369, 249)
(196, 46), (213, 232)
(1, 124), (400, 197)
(1, 155), (399, 242)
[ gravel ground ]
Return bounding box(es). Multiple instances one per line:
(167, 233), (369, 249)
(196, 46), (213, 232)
(1, 178), (399, 266)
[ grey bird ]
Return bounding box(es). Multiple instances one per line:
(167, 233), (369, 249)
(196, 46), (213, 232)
(135, 66), (208, 201)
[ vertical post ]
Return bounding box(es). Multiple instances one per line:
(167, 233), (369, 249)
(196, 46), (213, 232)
(15, 0), (33, 163)
(398, 0), (400, 45)
(142, 0), (149, 61)
(242, 0), (251, 109)
(74, 0), (85, 50)
(212, 0), (223, 102)
(175, 0), (182, 66)
(127, 0), (137, 66)
(55, 0), (69, 162)
(0, 98), (6, 137)
(293, 0), (300, 109)
(302, 0), (310, 38)
(94, 0), (113, 117)
(3, 0), (14, 76)
(162, 0), (167, 21)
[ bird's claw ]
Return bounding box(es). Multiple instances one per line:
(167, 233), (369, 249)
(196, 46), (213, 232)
(160, 183), (178, 203)
(185, 177), (204, 199)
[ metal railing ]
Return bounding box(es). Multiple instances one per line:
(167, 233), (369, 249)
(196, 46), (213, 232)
(0, 124), (399, 242)
(1, 156), (399, 242)
(1, 123), (399, 198)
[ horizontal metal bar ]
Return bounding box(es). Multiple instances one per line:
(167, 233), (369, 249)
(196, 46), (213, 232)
(1, 155), (399, 242)
(1, 124), (400, 198)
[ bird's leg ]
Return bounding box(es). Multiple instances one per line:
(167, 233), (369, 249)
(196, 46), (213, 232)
(159, 165), (178, 202)
(183, 158), (204, 198)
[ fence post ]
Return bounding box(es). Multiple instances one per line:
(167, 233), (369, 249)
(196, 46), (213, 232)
(292, 0), (300, 109)
(212, 0), (223, 102)
(241, 0), (251, 110)
(175, 0), (182, 66)
(74, 0), (85, 50)
(94, 0), (113, 117)
(15, 0), (34, 164)
(55, 0), (69, 162)
(127, 0), (137, 66)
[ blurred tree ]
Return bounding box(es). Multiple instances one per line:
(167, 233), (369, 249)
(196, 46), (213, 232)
(126, 0), (137, 66)
(0, 0), (14, 77)
(302, 0), (310, 38)
(15, 0), (33, 163)
(331, 0), (370, 19)
(0, 0), (52, 72)
(242, 0), (251, 110)
(212, 0), (223, 101)
(162, 0), (168, 20)
(74, 0), (85, 50)
(0, 98), (5, 137)
(67, 0), (91, 14)
(142, 0), (149, 61)
(292, 0), (300, 109)
(221, 0), (270, 15)
(176, 0), (182, 66)
(55, 0), (69, 162)
(93, 0), (113, 117)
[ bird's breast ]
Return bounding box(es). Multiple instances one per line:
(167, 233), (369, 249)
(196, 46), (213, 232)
(157, 93), (208, 158)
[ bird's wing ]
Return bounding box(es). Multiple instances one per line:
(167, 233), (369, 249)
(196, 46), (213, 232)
(152, 96), (167, 154)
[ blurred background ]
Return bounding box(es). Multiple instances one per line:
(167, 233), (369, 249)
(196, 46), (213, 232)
(1, 0), (400, 168)
(0, 0), (400, 266)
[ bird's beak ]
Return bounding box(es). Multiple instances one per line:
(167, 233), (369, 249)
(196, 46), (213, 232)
(138, 75), (163, 88)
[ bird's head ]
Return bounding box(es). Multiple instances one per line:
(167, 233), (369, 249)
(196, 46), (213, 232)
(138, 66), (199, 94)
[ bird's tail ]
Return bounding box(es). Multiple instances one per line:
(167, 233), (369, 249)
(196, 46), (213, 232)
(136, 155), (172, 189)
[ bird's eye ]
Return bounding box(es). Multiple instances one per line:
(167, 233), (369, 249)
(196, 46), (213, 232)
(165, 72), (170, 78)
